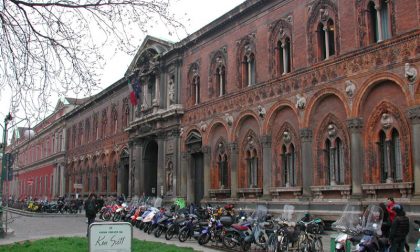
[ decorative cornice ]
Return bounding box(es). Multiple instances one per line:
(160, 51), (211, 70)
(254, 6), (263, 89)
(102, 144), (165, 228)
(260, 135), (272, 148)
(300, 128), (313, 142)
(347, 118), (364, 129)
(407, 106), (420, 124)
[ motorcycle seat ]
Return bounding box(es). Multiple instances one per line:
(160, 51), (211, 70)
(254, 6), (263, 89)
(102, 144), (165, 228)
(232, 224), (249, 231)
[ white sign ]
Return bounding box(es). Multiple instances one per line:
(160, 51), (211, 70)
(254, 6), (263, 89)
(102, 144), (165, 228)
(74, 183), (83, 189)
(89, 222), (132, 252)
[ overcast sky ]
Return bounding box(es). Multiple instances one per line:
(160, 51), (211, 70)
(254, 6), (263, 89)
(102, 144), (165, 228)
(0, 0), (245, 140)
(100, 0), (246, 94)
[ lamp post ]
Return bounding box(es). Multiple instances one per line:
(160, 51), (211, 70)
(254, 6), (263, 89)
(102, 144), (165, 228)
(0, 112), (13, 237)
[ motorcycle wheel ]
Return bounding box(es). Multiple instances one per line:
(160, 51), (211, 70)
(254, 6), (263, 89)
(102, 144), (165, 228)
(178, 228), (190, 242)
(147, 224), (155, 235)
(267, 233), (279, 252)
(241, 240), (252, 251)
(312, 237), (323, 252)
(103, 212), (112, 221)
(143, 223), (150, 233)
(137, 221), (144, 230)
(154, 227), (163, 238)
(165, 225), (176, 240)
(223, 232), (239, 249)
(112, 213), (121, 222)
(198, 233), (211, 245)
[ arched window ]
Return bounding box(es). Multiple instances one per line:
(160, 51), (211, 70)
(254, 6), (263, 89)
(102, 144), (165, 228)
(112, 108), (118, 134)
(246, 148), (258, 188)
(391, 129), (402, 182)
(281, 144), (296, 187)
(101, 109), (107, 139)
(324, 136), (344, 185)
(318, 23), (327, 60)
(327, 19), (335, 57)
(368, 1), (379, 43)
(85, 119), (90, 143)
(193, 75), (200, 105)
(216, 66), (226, 96)
(242, 53), (255, 86)
(218, 154), (228, 188)
(378, 130), (387, 182)
(79, 122), (83, 145)
(379, 128), (402, 183)
(379, 0), (390, 40)
(318, 19), (335, 60)
(278, 38), (291, 74)
(335, 138), (344, 184)
(324, 139), (331, 182)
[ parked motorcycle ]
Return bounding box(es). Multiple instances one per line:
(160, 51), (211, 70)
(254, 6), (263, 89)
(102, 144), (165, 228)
(357, 204), (385, 252)
(267, 204), (302, 252)
(332, 203), (363, 252)
(242, 205), (275, 251)
(414, 220), (420, 252)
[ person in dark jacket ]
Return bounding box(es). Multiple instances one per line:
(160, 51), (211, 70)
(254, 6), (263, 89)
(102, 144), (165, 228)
(388, 204), (409, 252)
(96, 195), (105, 213)
(379, 202), (391, 238)
(84, 193), (97, 237)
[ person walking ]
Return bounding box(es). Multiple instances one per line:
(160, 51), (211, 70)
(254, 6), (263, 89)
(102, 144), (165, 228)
(84, 193), (97, 237)
(388, 204), (409, 252)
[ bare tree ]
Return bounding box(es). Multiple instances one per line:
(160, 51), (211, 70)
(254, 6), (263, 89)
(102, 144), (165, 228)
(0, 0), (185, 121)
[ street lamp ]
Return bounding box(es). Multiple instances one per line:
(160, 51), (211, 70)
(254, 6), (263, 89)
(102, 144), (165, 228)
(0, 112), (13, 237)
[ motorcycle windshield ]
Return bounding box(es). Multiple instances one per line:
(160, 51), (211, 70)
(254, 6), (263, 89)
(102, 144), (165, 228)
(361, 204), (383, 234)
(332, 203), (362, 234)
(154, 197), (163, 208)
(251, 205), (268, 223)
(281, 204), (295, 222)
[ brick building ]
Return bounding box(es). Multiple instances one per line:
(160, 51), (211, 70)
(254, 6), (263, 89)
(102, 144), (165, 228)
(169, 0), (420, 211)
(5, 0), (420, 216)
(6, 98), (83, 200)
(65, 79), (130, 198)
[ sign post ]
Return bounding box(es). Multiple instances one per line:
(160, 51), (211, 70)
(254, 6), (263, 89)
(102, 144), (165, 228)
(89, 222), (132, 252)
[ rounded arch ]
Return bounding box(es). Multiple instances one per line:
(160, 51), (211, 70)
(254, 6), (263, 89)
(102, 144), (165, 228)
(205, 119), (229, 144)
(231, 110), (261, 142)
(264, 100), (299, 135)
(303, 87), (350, 128)
(353, 73), (412, 117)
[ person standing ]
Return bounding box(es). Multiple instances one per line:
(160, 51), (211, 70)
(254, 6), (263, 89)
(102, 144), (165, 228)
(388, 204), (409, 252)
(386, 197), (396, 222)
(84, 193), (97, 237)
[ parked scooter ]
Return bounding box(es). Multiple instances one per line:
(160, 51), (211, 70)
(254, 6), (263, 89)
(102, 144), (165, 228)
(332, 203), (363, 252)
(414, 220), (420, 252)
(357, 204), (386, 252)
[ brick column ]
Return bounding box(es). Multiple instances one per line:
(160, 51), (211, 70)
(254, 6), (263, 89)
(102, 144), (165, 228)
(156, 135), (165, 197)
(261, 135), (272, 199)
(407, 106), (420, 197)
(229, 143), (238, 199)
(180, 151), (189, 200)
(202, 146), (211, 198)
(132, 140), (144, 196)
(300, 128), (313, 198)
(347, 118), (364, 197)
